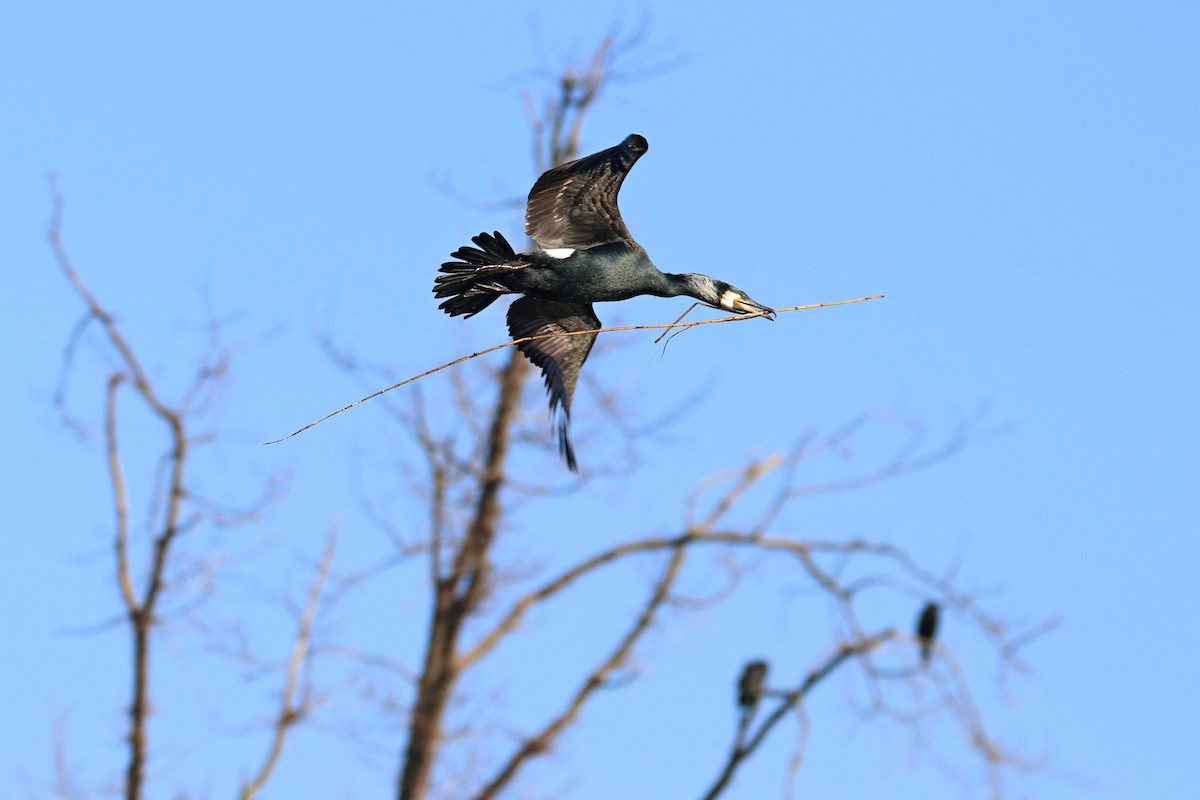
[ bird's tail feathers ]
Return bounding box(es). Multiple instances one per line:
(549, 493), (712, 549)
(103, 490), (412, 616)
(448, 230), (519, 265)
(434, 231), (524, 318)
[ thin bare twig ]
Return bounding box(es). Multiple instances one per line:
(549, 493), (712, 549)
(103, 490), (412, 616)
(49, 181), (175, 422)
(267, 296), (884, 445)
(239, 526), (338, 800)
(655, 301), (700, 344)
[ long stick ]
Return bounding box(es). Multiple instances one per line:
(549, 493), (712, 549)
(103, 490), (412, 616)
(265, 295), (884, 444)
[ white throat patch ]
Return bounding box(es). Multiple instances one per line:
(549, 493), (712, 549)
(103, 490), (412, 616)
(719, 289), (743, 310)
(543, 248), (576, 259)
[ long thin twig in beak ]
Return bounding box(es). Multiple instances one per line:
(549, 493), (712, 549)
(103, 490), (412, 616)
(742, 300), (776, 320)
(267, 294), (883, 443)
(654, 302), (701, 344)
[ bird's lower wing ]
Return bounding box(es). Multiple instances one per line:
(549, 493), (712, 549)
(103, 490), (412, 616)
(506, 297), (601, 471)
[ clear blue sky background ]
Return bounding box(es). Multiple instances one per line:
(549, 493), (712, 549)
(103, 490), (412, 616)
(3, 2), (1197, 798)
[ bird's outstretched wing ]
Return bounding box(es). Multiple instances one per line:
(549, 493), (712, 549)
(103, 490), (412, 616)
(507, 297), (601, 472)
(525, 134), (649, 250)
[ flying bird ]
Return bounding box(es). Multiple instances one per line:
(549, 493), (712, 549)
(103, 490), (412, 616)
(434, 134), (774, 471)
(915, 601), (941, 664)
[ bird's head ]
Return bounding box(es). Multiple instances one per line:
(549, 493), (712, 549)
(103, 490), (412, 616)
(672, 274), (776, 319)
(712, 280), (776, 319)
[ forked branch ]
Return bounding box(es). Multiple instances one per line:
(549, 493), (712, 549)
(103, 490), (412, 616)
(50, 184), (242, 800)
(470, 542), (691, 800)
(700, 631), (895, 800)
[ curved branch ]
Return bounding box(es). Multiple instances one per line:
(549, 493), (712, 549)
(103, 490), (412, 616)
(470, 541), (690, 800)
(461, 517), (1023, 682)
(49, 182), (174, 422)
(460, 532), (695, 669)
(461, 451), (792, 669)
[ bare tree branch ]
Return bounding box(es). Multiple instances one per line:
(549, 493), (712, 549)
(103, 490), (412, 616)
(49, 717), (85, 800)
(49, 181), (176, 423)
(470, 541), (691, 800)
(393, 35), (650, 800)
(104, 374), (138, 613)
(239, 526), (338, 800)
(50, 183), (238, 800)
(396, 347), (529, 800)
(700, 631), (895, 800)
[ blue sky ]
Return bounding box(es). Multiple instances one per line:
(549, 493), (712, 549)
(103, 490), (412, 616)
(2, 2), (1197, 798)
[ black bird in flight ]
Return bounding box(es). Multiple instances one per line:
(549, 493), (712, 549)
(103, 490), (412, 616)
(915, 601), (941, 664)
(434, 134), (774, 471)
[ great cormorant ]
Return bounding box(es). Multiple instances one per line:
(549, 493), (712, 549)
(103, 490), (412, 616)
(737, 660), (769, 711)
(915, 602), (941, 664)
(434, 134), (774, 471)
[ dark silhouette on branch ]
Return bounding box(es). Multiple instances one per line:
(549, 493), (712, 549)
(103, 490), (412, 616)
(703, 634), (894, 800)
(916, 601), (941, 665)
(736, 660), (769, 745)
(737, 660), (769, 712)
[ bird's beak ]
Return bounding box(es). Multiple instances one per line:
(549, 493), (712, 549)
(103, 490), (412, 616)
(735, 296), (776, 320)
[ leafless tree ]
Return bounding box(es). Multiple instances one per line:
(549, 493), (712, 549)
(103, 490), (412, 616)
(320, 32), (1053, 800)
(45, 25), (1052, 800)
(49, 189), (331, 800)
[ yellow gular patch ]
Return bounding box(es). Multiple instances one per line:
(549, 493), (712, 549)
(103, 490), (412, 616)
(719, 290), (743, 310)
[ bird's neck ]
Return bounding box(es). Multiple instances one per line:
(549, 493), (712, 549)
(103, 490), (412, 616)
(662, 272), (719, 304)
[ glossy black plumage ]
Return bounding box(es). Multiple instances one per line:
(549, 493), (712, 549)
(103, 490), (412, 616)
(434, 134), (774, 471)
